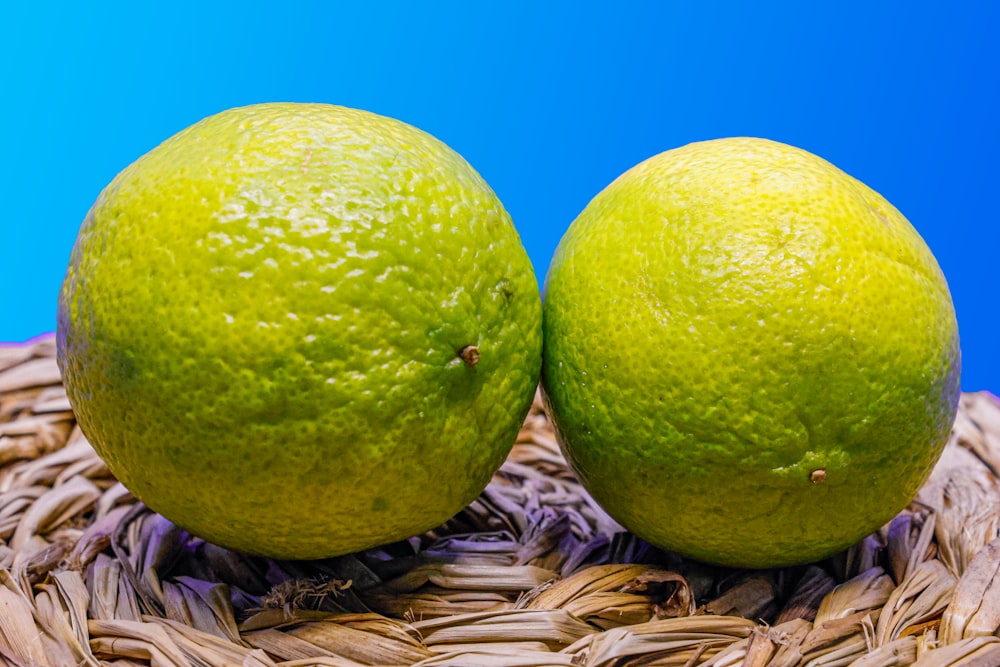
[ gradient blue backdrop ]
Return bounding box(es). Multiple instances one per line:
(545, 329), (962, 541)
(2, 2), (997, 390)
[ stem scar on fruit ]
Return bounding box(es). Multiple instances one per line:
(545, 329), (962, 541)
(810, 469), (827, 484)
(459, 345), (480, 366)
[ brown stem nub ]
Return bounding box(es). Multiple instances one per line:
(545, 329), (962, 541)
(458, 345), (480, 367)
(809, 469), (827, 484)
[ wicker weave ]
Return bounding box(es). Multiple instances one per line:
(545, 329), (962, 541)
(2, 334), (1000, 667)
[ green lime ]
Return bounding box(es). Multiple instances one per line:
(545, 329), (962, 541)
(542, 137), (960, 569)
(57, 102), (542, 559)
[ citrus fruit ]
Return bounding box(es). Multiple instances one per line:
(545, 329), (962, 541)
(541, 137), (961, 569)
(56, 102), (542, 559)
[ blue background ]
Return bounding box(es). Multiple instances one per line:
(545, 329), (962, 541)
(1, 2), (997, 390)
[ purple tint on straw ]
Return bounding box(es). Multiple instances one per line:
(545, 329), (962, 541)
(0, 331), (56, 347)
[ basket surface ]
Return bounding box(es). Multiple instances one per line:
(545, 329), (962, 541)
(2, 334), (1000, 667)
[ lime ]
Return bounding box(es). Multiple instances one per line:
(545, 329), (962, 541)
(541, 137), (961, 569)
(57, 102), (542, 559)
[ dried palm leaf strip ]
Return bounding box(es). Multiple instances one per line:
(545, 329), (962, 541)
(911, 635), (1000, 667)
(87, 551), (144, 622)
(8, 475), (101, 552)
(0, 356), (63, 394)
(875, 559), (957, 646)
(147, 616), (277, 667)
(412, 608), (595, 651)
(0, 339), (48, 373)
(0, 569), (56, 666)
(275, 658), (389, 667)
(886, 511), (938, 585)
(88, 618), (197, 667)
(410, 648), (577, 667)
(520, 562), (694, 630)
(939, 537), (1000, 643)
(813, 566), (895, 625)
(32, 569), (99, 666)
(565, 614), (756, 667)
(266, 613), (433, 665)
(849, 635), (919, 667)
(365, 586), (513, 619)
(161, 575), (242, 642)
(952, 392), (1000, 477)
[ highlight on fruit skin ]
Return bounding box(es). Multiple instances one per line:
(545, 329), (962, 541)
(56, 102), (543, 560)
(540, 136), (961, 569)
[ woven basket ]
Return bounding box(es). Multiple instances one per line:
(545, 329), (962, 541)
(2, 334), (999, 667)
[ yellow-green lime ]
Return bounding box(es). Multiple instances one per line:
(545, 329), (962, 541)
(57, 102), (542, 559)
(541, 137), (961, 569)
